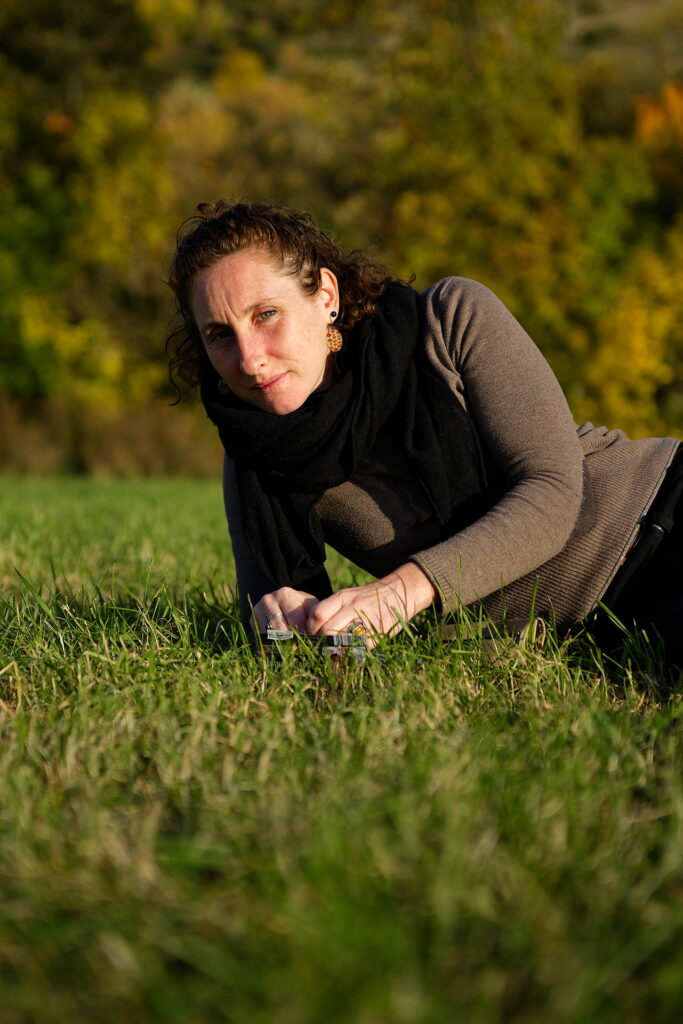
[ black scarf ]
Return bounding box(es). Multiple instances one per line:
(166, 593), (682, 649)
(201, 283), (488, 597)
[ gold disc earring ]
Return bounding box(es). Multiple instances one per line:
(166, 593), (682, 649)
(326, 312), (342, 352)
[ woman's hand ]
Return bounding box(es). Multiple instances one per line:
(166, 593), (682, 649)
(250, 587), (320, 635)
(306, 562), (436, 641)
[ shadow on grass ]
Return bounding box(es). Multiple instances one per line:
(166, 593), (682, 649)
(566, 608), (683, 704)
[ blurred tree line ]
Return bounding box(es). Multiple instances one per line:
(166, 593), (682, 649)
(1, 0), (682, 473)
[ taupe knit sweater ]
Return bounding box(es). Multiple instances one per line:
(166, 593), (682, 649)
(223, 277), (679, 628)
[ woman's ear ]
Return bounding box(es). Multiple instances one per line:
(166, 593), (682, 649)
(319, 267), (340, 317)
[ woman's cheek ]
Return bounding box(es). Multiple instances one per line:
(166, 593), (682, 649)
(210, 347), (235, 380)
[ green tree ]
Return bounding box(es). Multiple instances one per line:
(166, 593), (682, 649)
(1, 0), (682, 470)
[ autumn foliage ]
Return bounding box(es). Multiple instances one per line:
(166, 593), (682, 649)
(1, 0), (682, 473)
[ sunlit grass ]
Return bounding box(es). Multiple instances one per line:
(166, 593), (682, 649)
(0, 478), (681, 1023)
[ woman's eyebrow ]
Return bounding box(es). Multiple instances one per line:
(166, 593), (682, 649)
(198, 297), (279, 331)
(239, 295), (282, 317)
(201, 318), (233, 332)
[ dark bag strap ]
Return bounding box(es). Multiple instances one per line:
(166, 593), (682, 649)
(601, 446), (683, 609)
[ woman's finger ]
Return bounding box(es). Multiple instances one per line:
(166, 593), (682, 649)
(307, 589), (403, 637)
(307, 565), (435, 637)
(251, 588), (319, 634)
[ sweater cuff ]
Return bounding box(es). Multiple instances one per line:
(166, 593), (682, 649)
(410, 554), (462, 616)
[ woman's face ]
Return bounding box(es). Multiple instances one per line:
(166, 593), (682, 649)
(191, 248), (339, 415)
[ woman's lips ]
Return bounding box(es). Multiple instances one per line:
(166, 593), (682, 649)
(252, 373), (286, 393)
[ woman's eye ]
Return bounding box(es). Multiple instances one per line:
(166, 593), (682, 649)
(208, 328), (232, 345)
(257, 309), (277, 322)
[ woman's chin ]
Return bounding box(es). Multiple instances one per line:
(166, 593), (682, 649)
(254, 390), (308, 416)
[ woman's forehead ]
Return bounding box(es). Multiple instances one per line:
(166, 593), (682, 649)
(191, 249), (306, 316)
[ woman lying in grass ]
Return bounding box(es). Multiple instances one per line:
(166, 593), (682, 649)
(167, 201), (683, 665)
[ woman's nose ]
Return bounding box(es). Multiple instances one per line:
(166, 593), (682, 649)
(237, 332), (267, 375)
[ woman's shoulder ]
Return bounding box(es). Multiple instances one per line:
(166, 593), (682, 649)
(418, 276), (522, 361)
(420, 276), (510, 318)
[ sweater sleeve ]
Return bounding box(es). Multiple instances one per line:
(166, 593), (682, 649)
(223, 454), (276, 625)
(411, 277), (584, 610)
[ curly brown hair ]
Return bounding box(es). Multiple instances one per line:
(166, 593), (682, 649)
(166, 200), (405, 393)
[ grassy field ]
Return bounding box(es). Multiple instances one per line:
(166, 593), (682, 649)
(0, 478), (681, 1023)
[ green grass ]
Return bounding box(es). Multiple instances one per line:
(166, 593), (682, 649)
(0, 478), (681, 1023)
